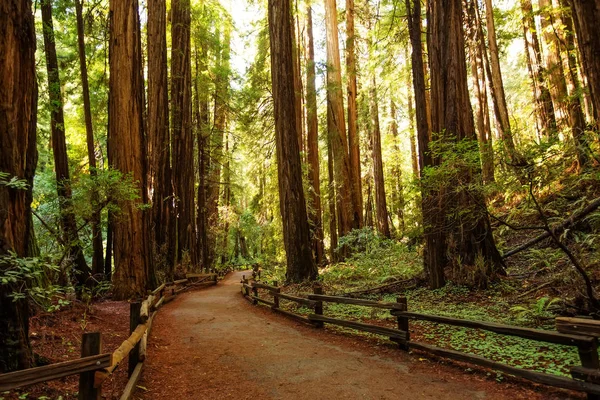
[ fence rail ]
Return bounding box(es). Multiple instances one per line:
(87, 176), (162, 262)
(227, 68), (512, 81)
(241, 275), (600, 399)
(0, 272), (219, 399)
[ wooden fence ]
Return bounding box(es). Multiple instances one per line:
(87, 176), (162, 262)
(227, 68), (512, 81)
(241, 275), (600, 399)
(0, 273), (218, 399)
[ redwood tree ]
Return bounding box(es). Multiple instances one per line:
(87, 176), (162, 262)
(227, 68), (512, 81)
(108, 0), (154, 299)
(268, 0), (318, 282)
(41, 0), (91, 286)
(0, 0), (37, 372)
(427, 0), (504, 287)
(148, 0), (173, 273)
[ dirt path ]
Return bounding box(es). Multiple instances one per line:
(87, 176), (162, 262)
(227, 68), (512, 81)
(137, 271), (575, 399)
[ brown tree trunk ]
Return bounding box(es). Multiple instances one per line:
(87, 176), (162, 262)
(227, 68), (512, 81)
(171, 0), (196, 266)
(369, 77), (390, 238)
(483, 0), (526, 167)
(539, 0), (571, 130)
(206, 28), (230, 269)
(268, 0), (317, 282)
(75, 0), (104, 276)
(520, 0), (558, 138)
(306, 6), (326, 266)
(0, 0), (37, 371)
(428, 0), (504, 287)
(41, 0), (91, 287)
(390, 100), (406, 233)
(195, 38), (210, 271)
(556, 0), (591, 167)
(220, 134), (231, 265)
(325, 0), (360, 239)
(291, 2), (304, 155)
(327, 127), (338, 263)
(148, 0), (173, 275)
(346, 0), (363, 224)
(406, 49), (420, 180)
(466, 0), (495, 184)
(108, 0), (153, 299)
(570, 0), (600, 125)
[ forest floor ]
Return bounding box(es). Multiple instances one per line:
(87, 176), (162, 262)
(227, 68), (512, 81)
(135, 270), (583, 400)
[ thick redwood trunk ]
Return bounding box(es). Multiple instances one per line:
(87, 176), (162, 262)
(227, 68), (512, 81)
(570, 0), (600, 125)
(41, 0), (90, 286)
(306, 6), (326, 266)
(171, 0), (196, 266)
(327, 128), (338, 263)
(428, 0), (504, 288)
(268, 0), (317, 282)
(108, 0), (153, 299)
(148, 0), (173, 275)
(346, 0), (363, 225)
(0, 0), (37, 372)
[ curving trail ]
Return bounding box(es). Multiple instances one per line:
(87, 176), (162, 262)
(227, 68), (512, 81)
(137, 271), (563, 399)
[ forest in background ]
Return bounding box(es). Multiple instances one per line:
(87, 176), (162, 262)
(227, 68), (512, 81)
(2, 0), (600, 377)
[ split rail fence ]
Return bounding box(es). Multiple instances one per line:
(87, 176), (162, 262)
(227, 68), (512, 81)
(241, 274), (600, 399)
(0, 273), (218, 399)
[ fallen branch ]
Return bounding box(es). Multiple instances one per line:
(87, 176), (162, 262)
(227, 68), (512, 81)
(502, 196), (600, 259)
(516, 281), (554, 299)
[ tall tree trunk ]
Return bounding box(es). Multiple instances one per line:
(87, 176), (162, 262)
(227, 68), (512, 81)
(346, 0), (363, 224)
(556, 0), (591, 167)
(0, 0), (37, 371)
(291, 1), (304, 154)
(466, 0), (495, 184)
(148, 0), (173, 276)
(195, 38), (210, 271)
(520, 0), (557, 138)
(171, 0), (196, 266)
(483, 0), (526, 167)
(41, 0), (91, 287)
(305, 6), (326, 266)
(406, 47), (420, 179)
(569, 0), (600, 126)
(268, 0), (317, 282)
(75, 0), (104, 276)
(325, 0), (360, 239)
(539, 0), (571, 131)
(369, 77), (390, 238)
(327, 126), (338, 263)
(206, 27), (230, 269)
(428, 0), (504, 287)
(390, 100), (406, 233)
(220, 134), (231, 265)
(407, 0), (444, 287)
(108, 0), (153, 299)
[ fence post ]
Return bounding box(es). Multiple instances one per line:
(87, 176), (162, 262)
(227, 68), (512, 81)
(396, 297), (409, 351)
(128, 302), (141, 377)
(78, 332), (101, 400)
(577, 338), (600, 400)
(313, 284), (324, 328)
(251, 281), (258, 305)
(273, 281), (280, 309)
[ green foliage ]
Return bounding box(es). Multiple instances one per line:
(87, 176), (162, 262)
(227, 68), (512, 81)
(510, 297), (561, 323)
(0, 172), (29, 190)
(321, 228), (422, 288)
(0, 251), (71, 312)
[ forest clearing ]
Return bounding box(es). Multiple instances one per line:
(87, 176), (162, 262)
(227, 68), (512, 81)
(2, 0), (600, 397)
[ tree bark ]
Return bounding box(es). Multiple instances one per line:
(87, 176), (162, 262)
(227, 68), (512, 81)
(0, 0), (37, 372)
(346, 0), (363, 225)
(327, 124), (338, 263)
(483, 0), (526, 167)
(41, 0), (91, 286)
(520, 0), (558, 138)
(305, 6), (326, 266)
(466, 0), (495, 184)
(325, 0), (360, 239)
(108, 0), (153, 299)
(428, 0), (504, 287)
(268, 0), (317, 282)
(75, 0), (104, 276)
(390, 100), (406, 234)
(171, 0), (196, 266)
(569, 0), (600, 125)
(369, 77), (390, 238)
(148, 0), (173, 275)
